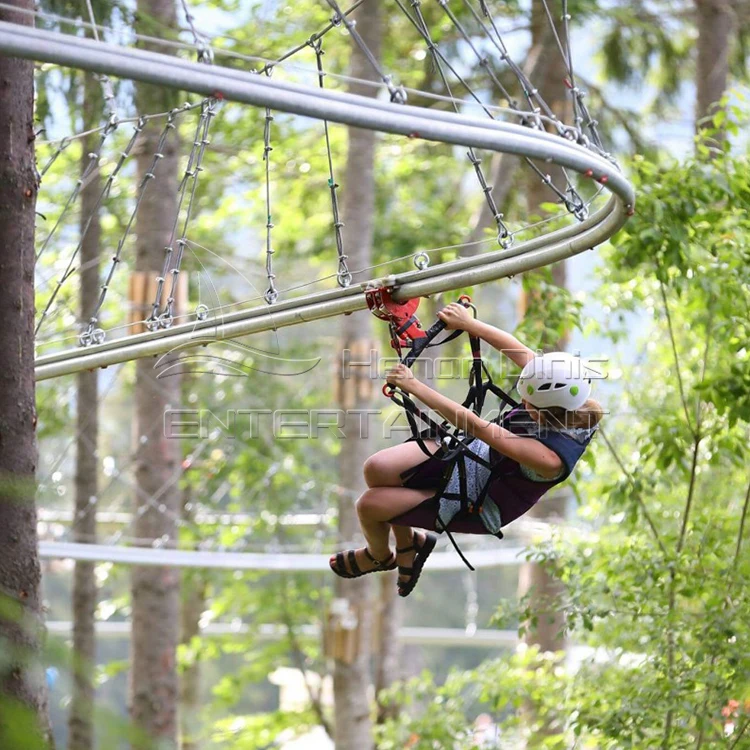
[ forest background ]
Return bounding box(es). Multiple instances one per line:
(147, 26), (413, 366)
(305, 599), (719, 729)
(0, 0), (749, 748)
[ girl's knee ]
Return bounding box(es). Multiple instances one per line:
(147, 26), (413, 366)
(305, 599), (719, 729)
(363, 453), (388, 487)
(356, 489), (380, 517)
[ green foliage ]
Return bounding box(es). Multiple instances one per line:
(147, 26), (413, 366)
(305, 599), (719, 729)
(515, 266), (585, 351)
(376, 669), (477, 749)
(377, 650), (575, 749)
(375, 119), (750, 750)
(0, 696), (50, 750)
(31, 0), (750, 746)
(598, 1), (693, 107)
(210, 710), (318, 750)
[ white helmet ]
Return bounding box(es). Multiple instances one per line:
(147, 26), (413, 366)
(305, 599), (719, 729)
(517, 352), (592, 410)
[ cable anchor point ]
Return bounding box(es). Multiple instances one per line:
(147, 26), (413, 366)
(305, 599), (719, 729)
(414, 252), (430, 271)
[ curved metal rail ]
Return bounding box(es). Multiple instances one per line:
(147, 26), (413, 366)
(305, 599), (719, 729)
(0, 22), (635, 380)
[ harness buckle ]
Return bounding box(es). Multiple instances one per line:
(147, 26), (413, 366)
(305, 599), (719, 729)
(382, 383), (396, 398)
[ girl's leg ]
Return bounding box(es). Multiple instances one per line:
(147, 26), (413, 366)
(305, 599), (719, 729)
(392, 524), (422, 589)
(331, 486), (434, 576)
(357, 486), (434, 573)
(363, 440), (440, 488)
(357, 490), (435, 588)
(391, 524), (416, 551)
(357, 485), (435, 522)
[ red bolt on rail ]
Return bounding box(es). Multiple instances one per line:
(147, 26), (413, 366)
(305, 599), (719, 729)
(584, 169), (594, 178)
(408, 132), (420, 139)
(213, 91), (225, 100)
(599, 175), (609, 184)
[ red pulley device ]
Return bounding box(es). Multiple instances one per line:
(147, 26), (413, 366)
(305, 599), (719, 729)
(364, 286), (427, 349)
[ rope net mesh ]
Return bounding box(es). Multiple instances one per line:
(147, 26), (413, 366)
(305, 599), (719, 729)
(32, 0), (620, 362)
(20, 0), (630, 561)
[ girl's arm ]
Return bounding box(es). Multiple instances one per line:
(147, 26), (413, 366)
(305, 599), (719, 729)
(387, 365), (563, 479)
(437, 303), (535, 368)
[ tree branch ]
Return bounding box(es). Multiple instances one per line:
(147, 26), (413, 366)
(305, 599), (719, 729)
(659, 279), (696, 438)
(598, 426), (668, 555)
(678, 307), (713, 552)
(279, 577), (332, 738)
(693, 651), (719, 750)
(729, 716), (750, 750)
(732, 475), (750, 577)
(677, 433), (702, 554)
(664, 307), (713, 746)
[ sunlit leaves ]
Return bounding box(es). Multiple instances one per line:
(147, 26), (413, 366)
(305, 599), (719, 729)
(376, 112), (750, 750)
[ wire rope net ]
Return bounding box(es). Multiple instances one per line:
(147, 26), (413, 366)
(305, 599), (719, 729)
(5, 0), (633, 564)
(24, 0), (632, 372)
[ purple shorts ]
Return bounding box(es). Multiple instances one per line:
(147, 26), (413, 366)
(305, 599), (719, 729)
(388, 452), (492, 535)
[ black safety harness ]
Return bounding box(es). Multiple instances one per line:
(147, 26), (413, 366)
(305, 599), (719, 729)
(365, 287), (520, 570)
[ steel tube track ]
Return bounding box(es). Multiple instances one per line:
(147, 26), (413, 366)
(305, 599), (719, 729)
(35, 195), (614, 364)
(0, 22), (634, 379)
(35, 198), (622, 379)
(0, 21), (624, 165)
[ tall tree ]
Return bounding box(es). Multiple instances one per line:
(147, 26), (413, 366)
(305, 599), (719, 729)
(129, 0), (181, 745)
(179, 482), (207, 750)
(695, 0), (736, 134)
(467, 42), (555, 246)
(516, 0), (573, 740)
(68, 69), (105, 750)
(0, 0), (52, 745)
(374, 576), (401, 725)
(333, 2), (383, 748)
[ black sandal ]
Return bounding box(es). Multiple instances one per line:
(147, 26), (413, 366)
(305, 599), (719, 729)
(329, 547), (397, 579)
(396, 531), (437, 597)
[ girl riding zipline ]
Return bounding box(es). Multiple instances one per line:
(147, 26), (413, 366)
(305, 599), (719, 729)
(330, 301), (603, 597)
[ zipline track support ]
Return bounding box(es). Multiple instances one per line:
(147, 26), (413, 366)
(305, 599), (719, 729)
(0, 22), (635, 381)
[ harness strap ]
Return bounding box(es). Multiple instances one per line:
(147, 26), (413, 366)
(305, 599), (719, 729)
(402, 317), (450, 367)
(424, 328), (464, 350)
(436, 515), (476, 572)
(486, 380), (520, 410)
(395, 314), (420, 338)
(375, 293), (520, 571)
(473, 460), (505, 519)
(439, 434), (492, 469)
(391, 390), (451, 457)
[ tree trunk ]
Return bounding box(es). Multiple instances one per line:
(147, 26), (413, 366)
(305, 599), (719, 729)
(0, 1), (52, 745)
(695, 0), (735, 135)
(333, 4), (384, 749)
(516, 1), (572, 742)
(179, 578), (205, 750)
(129, 0), (181, 746)
(374, 574), (401, 724)
(179, 484), (206, 750)
(68, 70), (103, 750)
(467, 41), (555, 248)
(518, 1), (571, 651)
